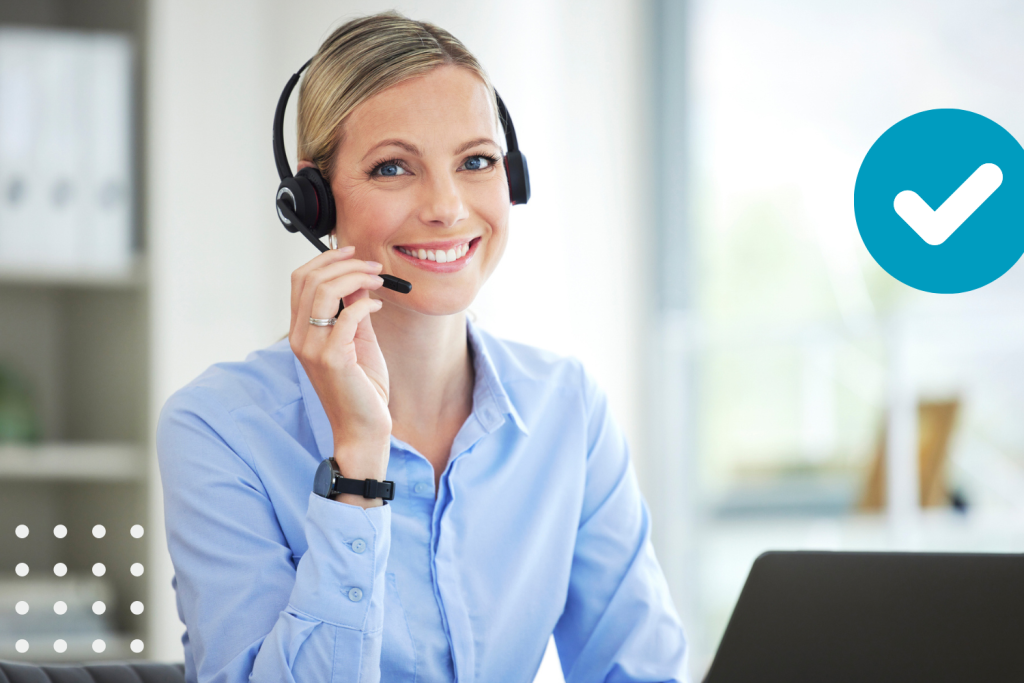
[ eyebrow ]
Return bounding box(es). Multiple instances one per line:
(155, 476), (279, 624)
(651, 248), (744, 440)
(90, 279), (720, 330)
(361, 137), (501, 162)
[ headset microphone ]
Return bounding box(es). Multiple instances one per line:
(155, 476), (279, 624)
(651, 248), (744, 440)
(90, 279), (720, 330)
(272, 58), (531, 313)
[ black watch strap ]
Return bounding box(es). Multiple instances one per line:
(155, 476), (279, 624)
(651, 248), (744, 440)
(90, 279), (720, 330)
(313, 457), (395, 501)
(334, 476), (395, 501)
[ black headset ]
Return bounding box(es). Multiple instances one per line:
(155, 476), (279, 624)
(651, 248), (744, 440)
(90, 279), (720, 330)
(272, 58), (530, 257)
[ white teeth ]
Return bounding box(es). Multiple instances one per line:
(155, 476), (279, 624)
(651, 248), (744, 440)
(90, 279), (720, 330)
(399, 240), (474, 263)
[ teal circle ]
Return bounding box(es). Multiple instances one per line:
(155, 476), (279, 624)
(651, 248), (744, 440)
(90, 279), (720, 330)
(854, 109), (1024, 293)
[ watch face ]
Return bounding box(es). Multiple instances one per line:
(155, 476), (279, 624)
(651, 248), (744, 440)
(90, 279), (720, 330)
(313, 458), (334, 497)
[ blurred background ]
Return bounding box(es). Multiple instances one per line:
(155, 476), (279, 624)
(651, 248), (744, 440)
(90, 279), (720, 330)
(2, 0), (1024, 680)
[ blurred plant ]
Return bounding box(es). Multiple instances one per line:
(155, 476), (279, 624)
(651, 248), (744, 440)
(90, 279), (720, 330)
(0, 364), (41, 442)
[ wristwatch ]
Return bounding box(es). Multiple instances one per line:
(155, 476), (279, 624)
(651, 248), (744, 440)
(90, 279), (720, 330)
(313, 457), (395, 501)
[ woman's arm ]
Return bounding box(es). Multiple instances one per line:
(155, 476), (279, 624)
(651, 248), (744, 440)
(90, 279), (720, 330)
(553, 366), (688, 683)
(157, 386), (389, 683)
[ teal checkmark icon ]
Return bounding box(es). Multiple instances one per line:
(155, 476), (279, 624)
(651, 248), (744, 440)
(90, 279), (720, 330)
(855, 109), (1024, 293)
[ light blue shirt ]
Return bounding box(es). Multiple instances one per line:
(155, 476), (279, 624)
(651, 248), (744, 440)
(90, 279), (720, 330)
(156, 317), (687, 683)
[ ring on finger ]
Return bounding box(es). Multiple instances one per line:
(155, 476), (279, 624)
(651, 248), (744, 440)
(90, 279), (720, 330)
(309, 316), (337, 327)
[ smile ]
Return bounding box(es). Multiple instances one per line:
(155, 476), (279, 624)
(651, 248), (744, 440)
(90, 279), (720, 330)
(393, 237), (481, 273)
(396, 239), (474, 263)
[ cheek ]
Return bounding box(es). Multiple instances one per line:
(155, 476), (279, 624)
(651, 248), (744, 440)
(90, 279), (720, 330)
(336, 186), (413, 246)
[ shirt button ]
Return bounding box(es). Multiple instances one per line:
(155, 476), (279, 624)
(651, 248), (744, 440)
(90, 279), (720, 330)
(351, 539), (366, 554)
(348, 587), (363, 602)
(414, 482), (429, 494)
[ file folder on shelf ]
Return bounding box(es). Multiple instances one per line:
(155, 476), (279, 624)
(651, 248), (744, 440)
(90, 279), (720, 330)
(0, 28), (133, 277)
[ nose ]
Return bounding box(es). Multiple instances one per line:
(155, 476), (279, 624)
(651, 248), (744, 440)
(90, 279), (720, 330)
(418, 171), (468, 228)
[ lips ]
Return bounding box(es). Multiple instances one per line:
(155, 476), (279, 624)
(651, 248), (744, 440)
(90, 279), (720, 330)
(392, 237), (481, 272)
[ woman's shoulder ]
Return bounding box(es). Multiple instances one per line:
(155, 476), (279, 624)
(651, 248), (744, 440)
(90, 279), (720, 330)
(160, 337), (302, 420)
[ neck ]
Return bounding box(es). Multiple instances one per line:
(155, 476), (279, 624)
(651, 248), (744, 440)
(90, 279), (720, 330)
(371, 301), (474, 435)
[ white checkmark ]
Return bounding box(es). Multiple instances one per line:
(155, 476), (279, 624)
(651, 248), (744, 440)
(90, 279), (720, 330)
(893, 162), (1003, 245)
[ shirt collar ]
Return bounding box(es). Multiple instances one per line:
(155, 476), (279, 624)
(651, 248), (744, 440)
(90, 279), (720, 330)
(293, 316), (529, 461)
(466, 316), (529, 436)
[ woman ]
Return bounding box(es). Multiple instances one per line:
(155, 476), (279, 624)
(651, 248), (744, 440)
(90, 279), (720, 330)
(157, 11), (686, 683)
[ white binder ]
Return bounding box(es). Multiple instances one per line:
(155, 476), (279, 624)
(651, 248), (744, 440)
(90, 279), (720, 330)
(0, 29), (132, 275)
(82, 34), (132, 273)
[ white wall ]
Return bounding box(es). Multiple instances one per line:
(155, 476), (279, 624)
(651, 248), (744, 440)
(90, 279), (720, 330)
(146, 0), (650, 665)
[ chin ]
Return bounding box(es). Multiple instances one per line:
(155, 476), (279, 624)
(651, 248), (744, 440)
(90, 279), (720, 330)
(390, 286), (478, 317)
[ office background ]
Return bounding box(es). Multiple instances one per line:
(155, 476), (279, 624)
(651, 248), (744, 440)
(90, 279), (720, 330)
(2, 0), (1024, 681)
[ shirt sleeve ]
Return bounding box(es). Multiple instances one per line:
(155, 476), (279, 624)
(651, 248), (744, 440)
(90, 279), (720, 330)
(156, 386), (390, 683)
(553, 365), (688, 683)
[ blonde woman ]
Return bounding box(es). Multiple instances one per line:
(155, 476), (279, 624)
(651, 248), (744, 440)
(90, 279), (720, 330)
(157, 11), (686, 683)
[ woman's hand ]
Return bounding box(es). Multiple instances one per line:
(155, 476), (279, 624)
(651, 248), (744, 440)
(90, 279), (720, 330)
(289, 246), (391, 505)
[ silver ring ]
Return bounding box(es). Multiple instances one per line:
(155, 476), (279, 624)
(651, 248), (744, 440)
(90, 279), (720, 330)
(309, 317), (337, 327)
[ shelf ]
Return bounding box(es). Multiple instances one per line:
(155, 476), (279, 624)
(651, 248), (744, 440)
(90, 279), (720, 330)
(0, 443), (144, 482)
(0, 259), (146, 290)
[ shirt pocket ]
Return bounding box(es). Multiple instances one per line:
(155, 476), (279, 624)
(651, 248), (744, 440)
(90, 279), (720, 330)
(380, 572), (417, 680)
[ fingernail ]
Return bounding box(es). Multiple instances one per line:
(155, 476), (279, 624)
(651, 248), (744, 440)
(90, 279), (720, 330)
(338, 245), (355, 253)
(365, 261), (382, 268)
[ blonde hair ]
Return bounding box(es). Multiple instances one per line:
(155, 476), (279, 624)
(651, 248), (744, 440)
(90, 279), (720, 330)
(297, 11), (499, 181)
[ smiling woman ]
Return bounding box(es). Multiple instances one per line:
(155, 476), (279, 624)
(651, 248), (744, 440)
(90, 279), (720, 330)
(155, 10), (686, 683)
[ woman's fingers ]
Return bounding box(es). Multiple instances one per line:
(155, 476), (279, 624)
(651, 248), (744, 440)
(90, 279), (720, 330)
(290, 254), (382, 343)
(329, 297), (384, 348)
(292, 274), (383, 353)
(309, 273), (384, 319)
(290, 246), (354, 319)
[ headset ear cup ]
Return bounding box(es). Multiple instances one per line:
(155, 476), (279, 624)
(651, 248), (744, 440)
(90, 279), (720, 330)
(276, 176), (319, 234)
(504, 150), (531, 205)
(296, 167), (337, 238)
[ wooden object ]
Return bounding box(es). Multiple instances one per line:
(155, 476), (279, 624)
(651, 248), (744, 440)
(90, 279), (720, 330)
(860, 400), (960, 511)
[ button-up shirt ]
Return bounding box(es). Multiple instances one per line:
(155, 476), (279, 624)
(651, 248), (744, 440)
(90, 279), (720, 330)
(156, 318), (687, 682)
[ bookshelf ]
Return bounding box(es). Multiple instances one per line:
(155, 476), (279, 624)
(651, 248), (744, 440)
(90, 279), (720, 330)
(0, 0), (148, 664)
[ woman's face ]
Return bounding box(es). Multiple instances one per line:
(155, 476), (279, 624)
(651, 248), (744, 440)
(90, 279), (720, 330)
(327, 65), (510, 316)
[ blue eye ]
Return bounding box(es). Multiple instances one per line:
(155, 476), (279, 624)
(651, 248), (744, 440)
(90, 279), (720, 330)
(461, 154), (498, 171)
(370, 159), (409, 177)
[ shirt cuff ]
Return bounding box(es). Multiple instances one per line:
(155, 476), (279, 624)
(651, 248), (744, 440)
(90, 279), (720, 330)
(287, 492), (391, 631)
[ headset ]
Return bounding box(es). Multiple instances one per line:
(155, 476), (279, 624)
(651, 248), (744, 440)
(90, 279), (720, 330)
(272, 58), (530, 267)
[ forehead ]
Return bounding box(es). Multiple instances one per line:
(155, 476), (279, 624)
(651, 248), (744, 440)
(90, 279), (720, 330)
(340, 65), (500, 154)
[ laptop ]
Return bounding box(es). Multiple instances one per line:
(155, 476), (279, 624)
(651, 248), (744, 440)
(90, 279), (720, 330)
(704, 551), (1024, 682)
